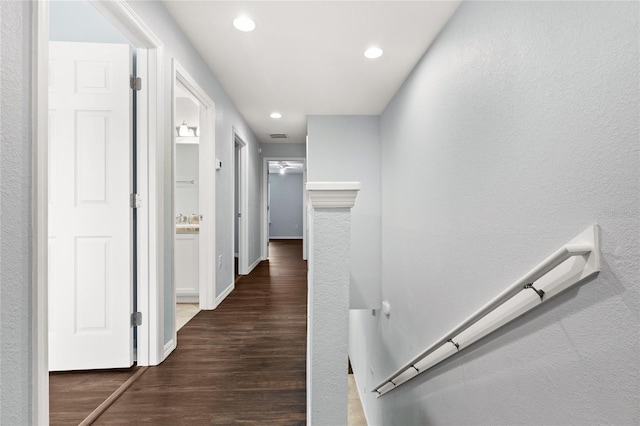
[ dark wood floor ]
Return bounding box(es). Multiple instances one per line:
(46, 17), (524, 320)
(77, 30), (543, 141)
(49, 366), (142, 425)
(51, 240), (308, 425)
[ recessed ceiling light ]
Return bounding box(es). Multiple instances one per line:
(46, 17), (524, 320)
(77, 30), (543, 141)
(233, 16), (256, 32)
(364, 46), (383, 59)
(270, 112), (282, 119)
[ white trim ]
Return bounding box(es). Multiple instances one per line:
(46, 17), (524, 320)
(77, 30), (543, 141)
(262, 157), (307, 261)
(306, 181), (362, 191)
(214, 282), (235, 308)
(306, 182), (361, 209)
(163, 339), (177, 360)
(247, 256), (262, 274)
(90, 0), (162, 48)
(34, 2), (165, 422)
(33, 2), (50, 423)
(233, 130), (250, 275)
(146, 44), (164, 367)
(177, 295), (199, 304)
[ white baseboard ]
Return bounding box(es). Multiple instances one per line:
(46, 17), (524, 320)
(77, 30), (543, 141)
(248, 257), (261, 274)
(176, 294), (199, 303)
(269, 236), (303, 240)
(214, 282), (235, 308)
(163, 339), (176, 360)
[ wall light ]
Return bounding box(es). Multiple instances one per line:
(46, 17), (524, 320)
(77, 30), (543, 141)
(176, 121), (198, 137)
(270, 112), (282, 119)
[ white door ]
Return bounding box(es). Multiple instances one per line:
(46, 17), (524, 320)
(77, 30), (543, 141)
(48, 41), (133, 371)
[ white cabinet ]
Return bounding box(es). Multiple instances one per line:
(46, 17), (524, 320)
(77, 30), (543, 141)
(175, 233), (199, 303)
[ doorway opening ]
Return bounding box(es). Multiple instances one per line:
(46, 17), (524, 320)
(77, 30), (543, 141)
(262, 157), (307, 260)
(171, 60), (217, 353)
(173, 79), (201, 329)
(268, 161), (305, 241)
(234, 132), (249, 276)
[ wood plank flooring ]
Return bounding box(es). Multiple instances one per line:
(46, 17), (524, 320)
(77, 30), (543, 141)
(49, 367), (142, 425)
(97, 240), (307, 424)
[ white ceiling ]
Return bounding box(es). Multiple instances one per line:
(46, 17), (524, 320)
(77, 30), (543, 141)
(163, 1), (461, 144)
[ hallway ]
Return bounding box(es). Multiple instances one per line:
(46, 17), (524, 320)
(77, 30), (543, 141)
(51, 240), (307, 424)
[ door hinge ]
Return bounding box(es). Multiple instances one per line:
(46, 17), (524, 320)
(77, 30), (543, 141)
(130, 193), (141, 208)
(130, 75), (142, 91)
(131, 312), (142, 327)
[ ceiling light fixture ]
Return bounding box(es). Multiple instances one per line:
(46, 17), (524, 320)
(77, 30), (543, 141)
(364, 46), (383, 59)
(270, 112), (282, 119)
(233, 16), (256, 32)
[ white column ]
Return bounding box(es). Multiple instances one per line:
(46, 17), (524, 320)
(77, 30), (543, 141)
(306, 182), (361, 426)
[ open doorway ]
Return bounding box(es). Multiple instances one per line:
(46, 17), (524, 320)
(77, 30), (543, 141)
(262, 157), (307, 260)
(173, 80), (201, 328)
(234, 133), (249, 276)
(171, 60), (217, 350)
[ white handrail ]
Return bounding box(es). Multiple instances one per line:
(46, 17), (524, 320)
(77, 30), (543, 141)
(372, 225), (600, 396)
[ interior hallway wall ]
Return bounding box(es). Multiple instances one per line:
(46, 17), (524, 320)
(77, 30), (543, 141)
(268, 172), (304, 239)
(307, 116), (381, 309)
(260, 142), (306, 159)
(0, 1), (33, 422)
(351, 1), (639, 424)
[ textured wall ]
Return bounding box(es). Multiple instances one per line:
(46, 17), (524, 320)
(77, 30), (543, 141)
(269, 172), (304, 238)
(307, 208), (351, 426)
(0, 1), (33, 422)
(350, 1), (639, 424)
(307, 116), (381, 309)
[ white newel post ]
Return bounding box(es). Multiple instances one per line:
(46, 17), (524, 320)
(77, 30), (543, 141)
(306, 181), (361, 426)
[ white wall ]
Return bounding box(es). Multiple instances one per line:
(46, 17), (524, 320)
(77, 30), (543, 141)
(269, 172), (304, 238)
(307, 116), (381, 309)
(351, 1), (639, 424)
(0, 0), (33, 421)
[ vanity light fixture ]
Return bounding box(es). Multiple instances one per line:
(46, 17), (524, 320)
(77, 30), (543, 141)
(270, 112), (282, 119)
(176, 121), (199, 137)
(364, 46), (383, 59)
(233, 16), (256, 32)
(178, 121), (189, 137)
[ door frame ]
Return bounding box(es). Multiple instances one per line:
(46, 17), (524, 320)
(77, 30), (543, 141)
(33, 1), (165, 422)
(170, 59), (216, 351)
(233, 130), (249, 275)
(262, 157), (307, 260)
